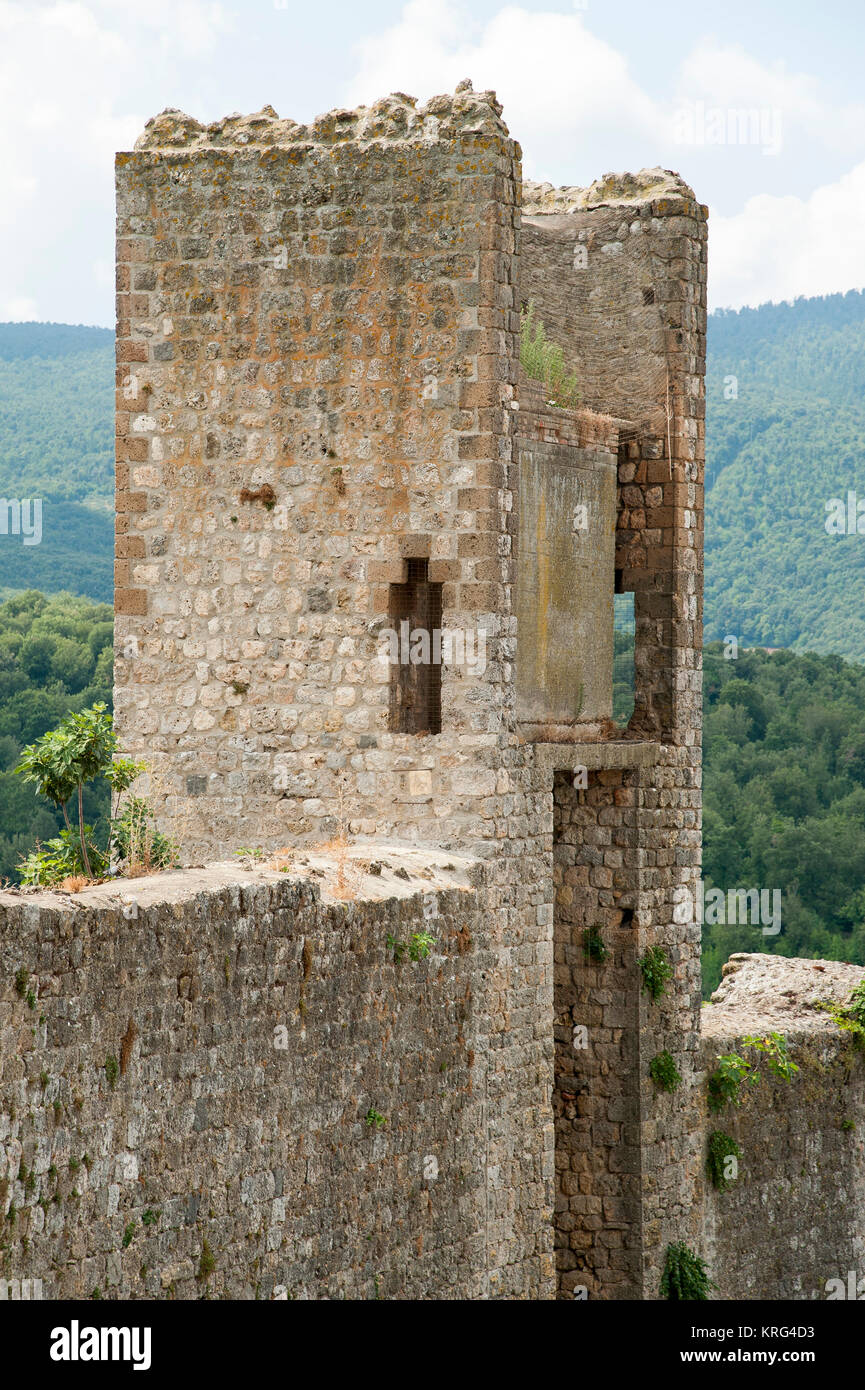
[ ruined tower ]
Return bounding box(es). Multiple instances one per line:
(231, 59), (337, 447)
(113, 84), (707, 1297)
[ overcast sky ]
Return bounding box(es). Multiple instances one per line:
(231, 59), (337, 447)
(1, 0), (863, 325)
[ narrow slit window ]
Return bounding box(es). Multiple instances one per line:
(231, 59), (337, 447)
(388, 558), (442, 734)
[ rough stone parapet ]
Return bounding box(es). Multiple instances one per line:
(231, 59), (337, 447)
(518, 374), (626, 453)
(700, 953), (865, 1301)
(523, 168), (705, 216)
(703, 952), (864, 1039)
(133, 82), (512, 153)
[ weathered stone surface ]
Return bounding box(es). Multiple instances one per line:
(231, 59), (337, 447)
(523, 168), (699, 215)
(702, 954), (865, 1300)
(0, 848), (518, 1300)
(704, 952), (864, 1037)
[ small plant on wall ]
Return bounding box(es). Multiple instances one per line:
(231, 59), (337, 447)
(582, 926), (608, 963)
(708, 1033), (798, 1112)
(706, 1131), (742, 1191)
(819, 978), (865, 1051)
(387, 932), (436, 963)
(707, 1052), (751, 1112)
(649, 1050), (682, 1093)
(743, 1031), (799, 1081)
(659, 1242), (715, 1300)
(640, 945), (672, 1002)
(519, 301), (580, 410)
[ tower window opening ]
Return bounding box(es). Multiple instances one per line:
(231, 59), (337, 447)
(388, 559), (442, 734)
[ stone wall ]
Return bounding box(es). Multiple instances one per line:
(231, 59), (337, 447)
(0, 848), (553, 1300)
(112, 93), (559, 1298)
(553, 768), (643, 1299)
(701, 954), (865, 1301)
(549, 746), (705, 1300)
(5, 862), (863, 1302)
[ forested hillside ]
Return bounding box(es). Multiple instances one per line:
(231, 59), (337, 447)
(0, 322), (113, 601)
(705, 288), (865, 660)
(2, 296), (865, 656)
(701, 641), (865, 993)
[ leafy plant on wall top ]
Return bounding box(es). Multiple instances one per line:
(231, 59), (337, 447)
(14, 703), (177, 886)
(819, 977), (865, 1051)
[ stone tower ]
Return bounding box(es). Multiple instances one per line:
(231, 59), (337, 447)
(114, 83), (707, 1297)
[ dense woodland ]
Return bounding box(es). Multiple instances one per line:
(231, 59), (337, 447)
(700, 642), (865, 993)
(706, 288), (865, 660)
(2, 301), (865, 990)
(0, 591), (113, 883)
(0, 322), (113, 600)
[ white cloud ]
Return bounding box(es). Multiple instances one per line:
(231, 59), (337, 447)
(0, 0), (861, 323)
(2, 295), (39, 319)
(710, 161), (865, 309)
(97, 0), (232, 57)
(347, 3), (865, 309)
(677, 38), (823, 117)
(346, 0), (664, 182)
(0, 0), (236, 324)
(674, 38), (865, 161)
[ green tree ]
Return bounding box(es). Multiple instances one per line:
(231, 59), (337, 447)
(15, 703), (117, 876)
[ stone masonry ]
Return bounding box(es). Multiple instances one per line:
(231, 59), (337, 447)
(110, 83), (709, 1300)
(0, 851), (521, 1300)
(1, 81), (860, 1301)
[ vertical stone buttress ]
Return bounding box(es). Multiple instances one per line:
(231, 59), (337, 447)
(521, 174), (707, 1297)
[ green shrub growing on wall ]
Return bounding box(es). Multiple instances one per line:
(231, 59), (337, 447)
(640, 945), (672, 1001)
(707, 1052), (751, 1112)
(660, 1242), (715, 1300)
(387, 931), (436, 963)
(520, 301), (580, 410)
(742, 1032), (799, 1081)
(708, 1033), (798, 1112)
(649, 1050), (682, 1092)
(706, 1131), (742, 1190)
(848, 978), (865, 1026)
(821, 977), (865, 1051)
(582, 926), (608, 963)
